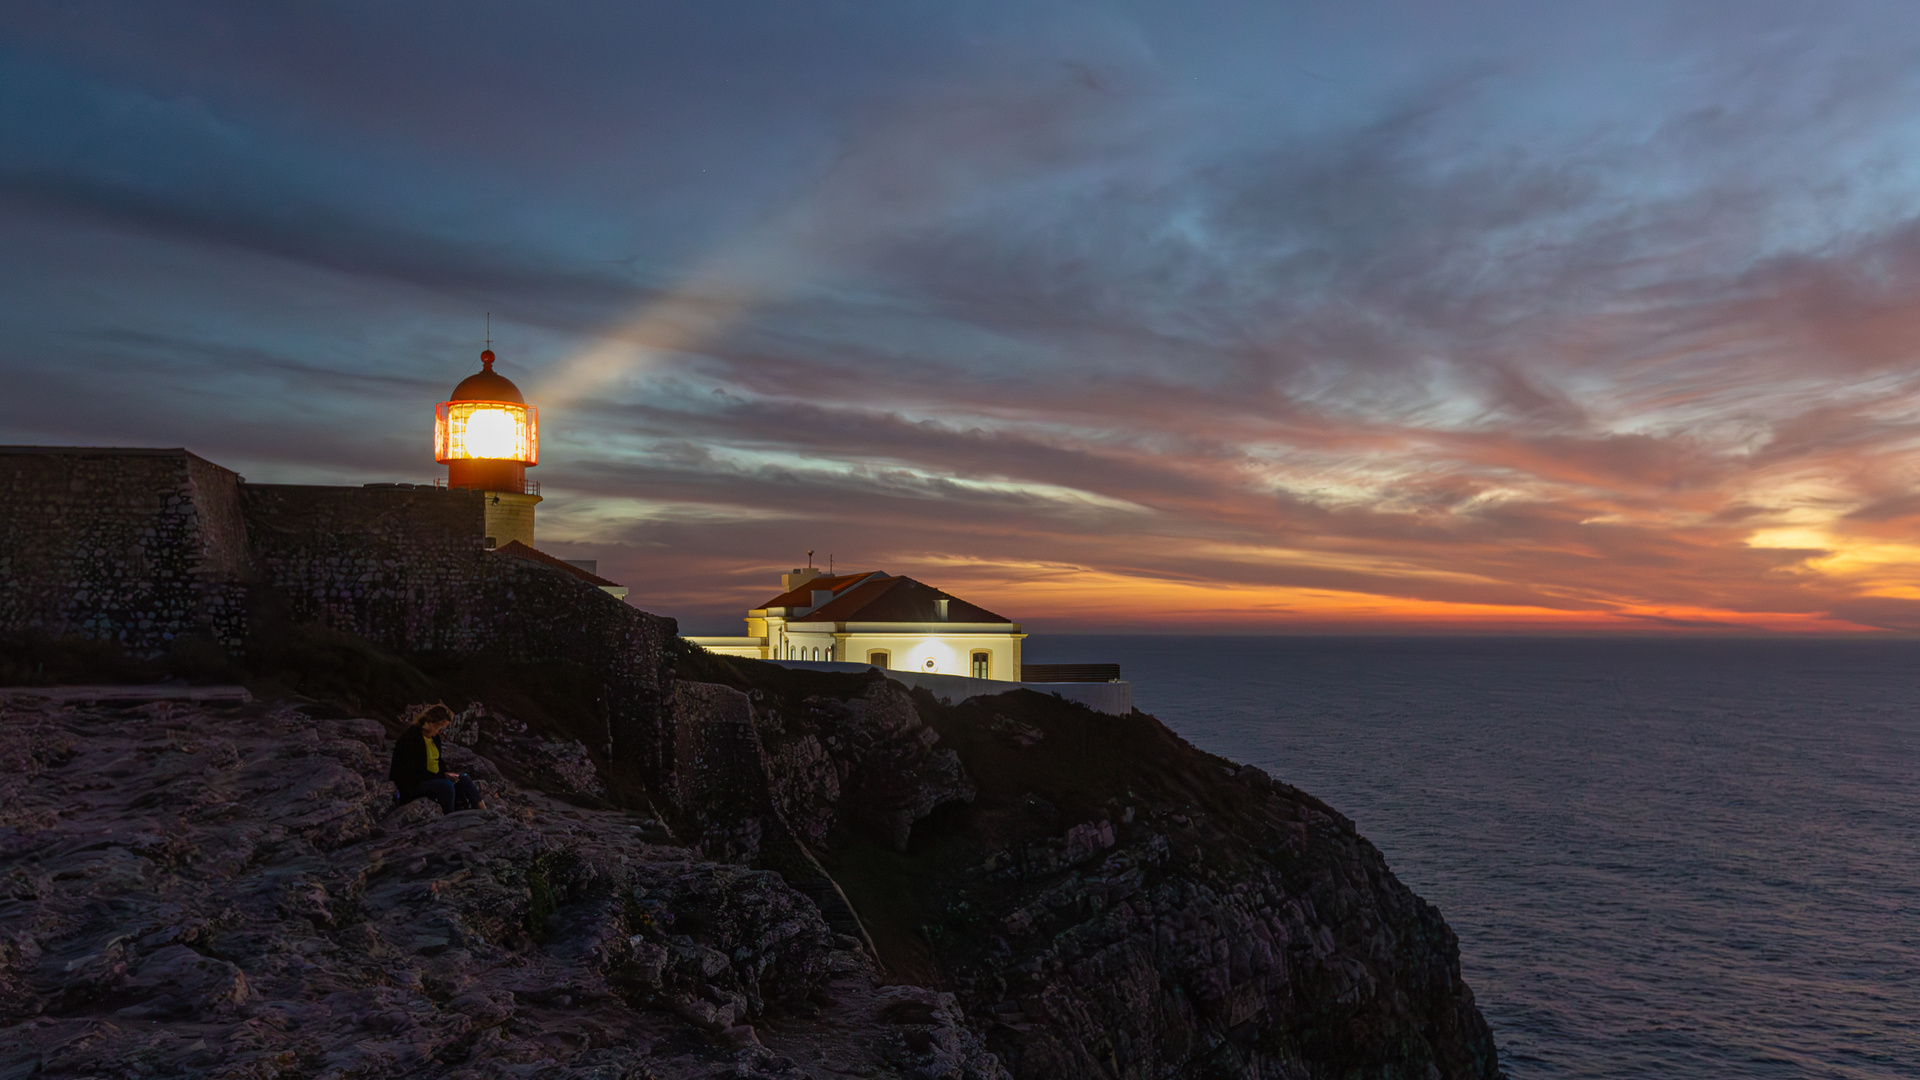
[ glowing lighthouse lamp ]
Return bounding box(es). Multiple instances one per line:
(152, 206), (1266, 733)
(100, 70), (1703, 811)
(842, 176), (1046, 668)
(435, 347), (542, 549)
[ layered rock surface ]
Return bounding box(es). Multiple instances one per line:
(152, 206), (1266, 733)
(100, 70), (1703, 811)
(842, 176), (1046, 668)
(0, 695), (1005, 1080)
(3, 448), (1501, 1077)
(0, 658), (1502, 1080)
(667, 662), (1503, 1080)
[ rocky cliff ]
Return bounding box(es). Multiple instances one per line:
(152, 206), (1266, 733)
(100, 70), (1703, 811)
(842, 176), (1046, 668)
(0, 693), (1004, 1080)
(1, 448), (1500, 1077)
(0, 650), (1502, 1080)
(670, 657), (1502, 1080)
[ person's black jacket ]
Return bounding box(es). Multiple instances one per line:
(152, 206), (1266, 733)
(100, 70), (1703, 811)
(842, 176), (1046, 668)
(388, 726), (446, 792)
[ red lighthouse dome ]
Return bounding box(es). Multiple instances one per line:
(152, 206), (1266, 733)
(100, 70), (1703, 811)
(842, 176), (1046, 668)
(449, 349), (525, 404)
(434, 349), (539, 493)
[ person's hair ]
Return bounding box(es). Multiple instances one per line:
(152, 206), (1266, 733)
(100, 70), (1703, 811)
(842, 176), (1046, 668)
(406, 703), (456, 729)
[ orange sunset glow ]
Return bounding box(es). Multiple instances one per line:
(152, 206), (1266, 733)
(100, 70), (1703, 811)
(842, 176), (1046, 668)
(12, 4), (1920, 636)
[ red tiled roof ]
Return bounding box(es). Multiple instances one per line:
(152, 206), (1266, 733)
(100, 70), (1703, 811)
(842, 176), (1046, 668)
(790, 574), (1011, 624)
(492, 541), (622, 588)
(758, 572), (886, 610)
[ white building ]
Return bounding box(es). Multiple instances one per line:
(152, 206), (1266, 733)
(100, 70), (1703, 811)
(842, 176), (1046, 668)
(686, 567), (1025, 680)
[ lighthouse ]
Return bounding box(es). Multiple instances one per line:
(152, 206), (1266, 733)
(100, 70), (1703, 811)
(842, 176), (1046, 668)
(435, 348), (541, 549)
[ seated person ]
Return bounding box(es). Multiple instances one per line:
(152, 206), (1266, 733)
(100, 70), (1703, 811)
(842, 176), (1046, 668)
(389, 703), (485, 813)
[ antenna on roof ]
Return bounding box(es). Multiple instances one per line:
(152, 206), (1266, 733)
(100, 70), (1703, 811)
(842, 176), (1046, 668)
(829, 554), (833, 574)
(485, 312), (491, 350)
(807, 549), (814, 569)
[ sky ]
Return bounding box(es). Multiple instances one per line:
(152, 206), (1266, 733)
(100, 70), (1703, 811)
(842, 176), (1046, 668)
(10, 1), (1920, 635)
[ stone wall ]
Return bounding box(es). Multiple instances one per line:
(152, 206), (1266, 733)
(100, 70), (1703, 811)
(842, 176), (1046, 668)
(1, 451), (679, 790)
(239, 484), (494, 652)
(241, 483), (679, 782)
(0, 448), (247, 652)
(475, 554), (678, 782)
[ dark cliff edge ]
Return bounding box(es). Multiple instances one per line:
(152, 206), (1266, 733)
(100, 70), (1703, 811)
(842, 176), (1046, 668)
(673, 650), (1502, 1080)
(0, 626), (1500, 1080)
(0, 687), (1002, 1080)
(1, 450), (1498, 1076)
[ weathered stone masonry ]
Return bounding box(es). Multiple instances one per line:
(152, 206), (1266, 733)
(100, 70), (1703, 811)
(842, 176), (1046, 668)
(1, 447), (247, 652)
(242, 482), (678, 781)
(0, 447), (678, 787)
(240, 483), (496, 652)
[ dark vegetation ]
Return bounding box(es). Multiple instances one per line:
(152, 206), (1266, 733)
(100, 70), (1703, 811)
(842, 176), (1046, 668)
(0, 631), (243, 687)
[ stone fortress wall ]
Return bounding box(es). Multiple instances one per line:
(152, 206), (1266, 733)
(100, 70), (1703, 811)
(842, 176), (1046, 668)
(240, 482), (496, 652)
(0, 448), (249, 653)
(0, 447), (679, 785)
(0, 450), (1509, 1080)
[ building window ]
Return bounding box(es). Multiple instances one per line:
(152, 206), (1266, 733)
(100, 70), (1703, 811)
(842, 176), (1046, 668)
(868, 650), (890, 669)
(971, 651), (990, 678)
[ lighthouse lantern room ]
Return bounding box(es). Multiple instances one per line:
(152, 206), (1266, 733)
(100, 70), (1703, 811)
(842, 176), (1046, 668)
(435, 348), (542, 549)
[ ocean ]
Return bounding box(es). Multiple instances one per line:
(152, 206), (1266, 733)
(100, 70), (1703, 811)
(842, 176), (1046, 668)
(1021, 635), (1920, 1079)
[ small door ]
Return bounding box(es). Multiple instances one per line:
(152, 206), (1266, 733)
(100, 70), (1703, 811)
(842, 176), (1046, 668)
(971, 651), (991, 678)
(868, 650), (890, 669)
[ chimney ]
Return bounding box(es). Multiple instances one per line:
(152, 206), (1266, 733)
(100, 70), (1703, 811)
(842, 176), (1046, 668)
(935, 598), (950, 621)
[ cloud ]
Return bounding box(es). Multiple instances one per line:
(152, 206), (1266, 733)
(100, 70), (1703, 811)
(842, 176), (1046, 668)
(9, 2), (1920, 634)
